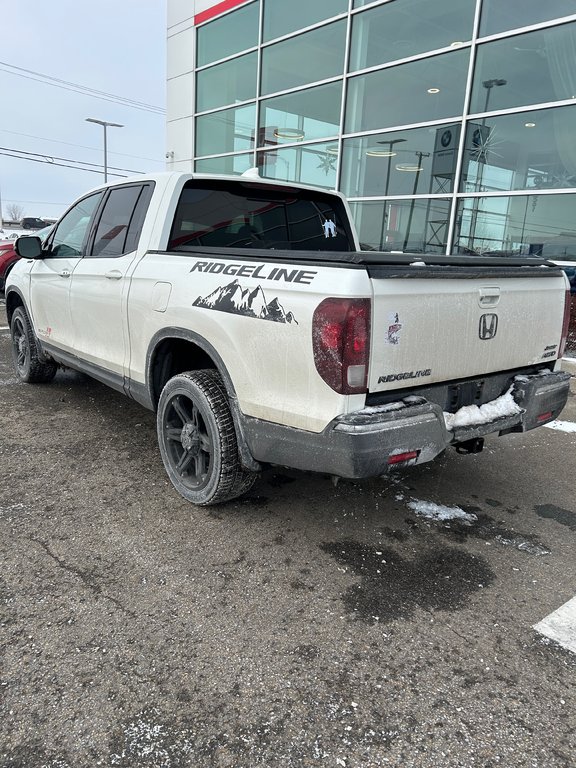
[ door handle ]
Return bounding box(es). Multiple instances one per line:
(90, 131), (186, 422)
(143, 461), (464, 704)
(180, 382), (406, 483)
(478, 286), (500, 307)
(105, 270), (123, 280)
(59, 269), (71, 278)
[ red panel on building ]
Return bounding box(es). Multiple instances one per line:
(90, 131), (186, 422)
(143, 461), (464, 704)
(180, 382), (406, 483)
(194, 0), (251, 25)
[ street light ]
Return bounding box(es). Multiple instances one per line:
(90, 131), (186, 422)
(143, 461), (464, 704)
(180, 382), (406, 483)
(85, 118), (124, 182)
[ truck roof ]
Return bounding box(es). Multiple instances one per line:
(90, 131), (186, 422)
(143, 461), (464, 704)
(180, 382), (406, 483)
(82, 170), (348, 200)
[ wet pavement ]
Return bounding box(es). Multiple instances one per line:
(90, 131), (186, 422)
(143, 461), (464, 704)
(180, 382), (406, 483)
(0, 297), (575, 767)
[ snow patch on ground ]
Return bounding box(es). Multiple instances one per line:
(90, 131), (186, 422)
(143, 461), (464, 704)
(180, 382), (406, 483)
(444, 389), (522, 430)
(495, 535), (550, 556)
(407, 500), (477, 524)
(543, 420), (576, 433)
(110, 709), (195, 766)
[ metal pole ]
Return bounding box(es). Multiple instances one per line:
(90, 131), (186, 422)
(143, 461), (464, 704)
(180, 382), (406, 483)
(103, 124), (108, 183)
(402, 151), (430, 251)
(85, 118), (123, 182)
(375, 138), (406, 249)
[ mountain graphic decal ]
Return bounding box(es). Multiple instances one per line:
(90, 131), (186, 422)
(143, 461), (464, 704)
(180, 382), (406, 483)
(193, 279), (298, 324)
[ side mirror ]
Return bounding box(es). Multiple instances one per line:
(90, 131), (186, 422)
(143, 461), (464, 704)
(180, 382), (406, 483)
(15, 236), (43, 259)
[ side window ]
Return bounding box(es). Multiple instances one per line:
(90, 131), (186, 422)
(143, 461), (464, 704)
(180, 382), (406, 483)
(50, 192), (103, 258)
(124, 184), (154, 254)
(90, 185), (145, 258)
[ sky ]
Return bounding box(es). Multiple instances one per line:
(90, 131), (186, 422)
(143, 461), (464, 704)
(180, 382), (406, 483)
(0, 0), (166, 221)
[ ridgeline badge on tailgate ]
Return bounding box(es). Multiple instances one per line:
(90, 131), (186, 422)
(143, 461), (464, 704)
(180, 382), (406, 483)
(378, 369), (432, 383)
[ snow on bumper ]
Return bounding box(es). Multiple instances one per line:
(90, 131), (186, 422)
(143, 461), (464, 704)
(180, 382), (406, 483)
(243, 370), (571, 478)
(329, 369), (571, 477)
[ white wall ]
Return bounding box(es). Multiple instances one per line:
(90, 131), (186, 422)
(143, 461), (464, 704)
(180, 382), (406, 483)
(166, 0), (255, 169)
(167, 0), (198, 169)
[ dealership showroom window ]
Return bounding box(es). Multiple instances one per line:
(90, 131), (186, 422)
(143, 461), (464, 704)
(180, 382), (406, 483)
(167, 0), (576, 262)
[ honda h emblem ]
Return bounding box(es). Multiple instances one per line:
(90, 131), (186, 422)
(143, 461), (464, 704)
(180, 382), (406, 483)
(479, 313), (498, 340)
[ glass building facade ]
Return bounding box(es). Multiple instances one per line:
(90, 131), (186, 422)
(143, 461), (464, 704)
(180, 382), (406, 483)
(168, 0), (576, 259)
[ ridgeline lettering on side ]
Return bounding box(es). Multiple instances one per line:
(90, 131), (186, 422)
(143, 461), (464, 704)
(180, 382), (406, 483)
(190, 261), (317, 285)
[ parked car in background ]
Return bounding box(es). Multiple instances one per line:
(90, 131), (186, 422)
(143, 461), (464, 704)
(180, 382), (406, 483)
(0, 226), (52, 291)
(20, 217), (48, 230)
(0, 241), (16, 291)
(563, 266), (576, 294)
(555, 264), (576, 355)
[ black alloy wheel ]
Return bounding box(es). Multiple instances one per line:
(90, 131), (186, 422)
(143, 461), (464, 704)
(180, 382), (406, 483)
(157, 370), (257, 505)
(10, 306), (57, 383)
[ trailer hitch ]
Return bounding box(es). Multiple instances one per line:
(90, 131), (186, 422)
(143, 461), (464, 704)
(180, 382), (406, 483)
(455, 437), (485, 455)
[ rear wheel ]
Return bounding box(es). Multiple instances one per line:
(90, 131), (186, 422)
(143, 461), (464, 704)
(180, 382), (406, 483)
(10, 307), (57, 383)
(157, 370), (257, 505)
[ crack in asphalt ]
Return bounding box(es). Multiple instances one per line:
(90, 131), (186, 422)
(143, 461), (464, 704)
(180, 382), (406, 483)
(29, 536), (137, 618)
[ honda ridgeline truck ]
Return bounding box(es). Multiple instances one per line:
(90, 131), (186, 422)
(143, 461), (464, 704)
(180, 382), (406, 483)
(6, 172), (572, 504)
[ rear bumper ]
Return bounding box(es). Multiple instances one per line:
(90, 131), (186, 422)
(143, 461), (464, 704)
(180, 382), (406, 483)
(242, 370), (571, 478)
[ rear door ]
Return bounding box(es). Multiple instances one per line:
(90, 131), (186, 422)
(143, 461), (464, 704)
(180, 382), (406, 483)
(68, 183), (153, 378)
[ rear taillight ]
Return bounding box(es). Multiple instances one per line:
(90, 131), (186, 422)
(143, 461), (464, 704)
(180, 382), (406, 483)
(312, 298), (371, 394)
(559, 288), (571, 359)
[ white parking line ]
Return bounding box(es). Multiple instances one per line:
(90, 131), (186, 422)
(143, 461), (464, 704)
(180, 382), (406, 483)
(534, 596), (576, 654)
(544, 420), (576, 433)
(0, 326), (9, 331)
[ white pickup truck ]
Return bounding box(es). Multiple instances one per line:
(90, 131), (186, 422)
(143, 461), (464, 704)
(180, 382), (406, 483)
(6, 172), (572, 504)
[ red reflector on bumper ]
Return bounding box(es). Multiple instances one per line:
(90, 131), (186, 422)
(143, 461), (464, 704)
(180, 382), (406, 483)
(388, 451), (419, 465)
(537, 411), (553, 423)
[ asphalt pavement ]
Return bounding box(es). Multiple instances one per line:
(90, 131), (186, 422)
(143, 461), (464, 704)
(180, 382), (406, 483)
(0, 297), (575, 767)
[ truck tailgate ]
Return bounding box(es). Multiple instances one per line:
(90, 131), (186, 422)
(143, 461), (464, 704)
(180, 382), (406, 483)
(367, 265), (567, 393)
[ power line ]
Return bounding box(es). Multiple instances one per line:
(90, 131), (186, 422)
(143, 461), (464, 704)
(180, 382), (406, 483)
(0, 66), (163, 115)
(0, 60), (165, 113)
(0, 151), (128, 178)
(0, 146), (144, 175)
(0, 128), (164, 164)
(0, 61), (165, 115)
(3, 199), (70, 205)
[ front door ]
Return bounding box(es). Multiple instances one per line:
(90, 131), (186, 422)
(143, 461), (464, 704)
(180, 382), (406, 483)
(29, 192), (103, 354)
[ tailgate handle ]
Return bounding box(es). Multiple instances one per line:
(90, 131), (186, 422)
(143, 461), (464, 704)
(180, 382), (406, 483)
(479, 286), (500, 307)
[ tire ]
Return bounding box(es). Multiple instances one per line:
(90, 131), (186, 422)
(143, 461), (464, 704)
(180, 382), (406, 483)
(10, 306), (57, 383)
(157, 369), (257, 506)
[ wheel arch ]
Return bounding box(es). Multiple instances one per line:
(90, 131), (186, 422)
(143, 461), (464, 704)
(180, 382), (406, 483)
(5, 286), (26, 326)
(145, 328), (260, 473)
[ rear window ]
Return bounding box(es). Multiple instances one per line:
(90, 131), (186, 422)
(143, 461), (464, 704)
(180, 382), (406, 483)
(168, 180), (354, 252)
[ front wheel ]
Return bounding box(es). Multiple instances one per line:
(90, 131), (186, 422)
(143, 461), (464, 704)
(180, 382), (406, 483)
(10, 307), (57, 383)
(157, 370), (257, 506)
